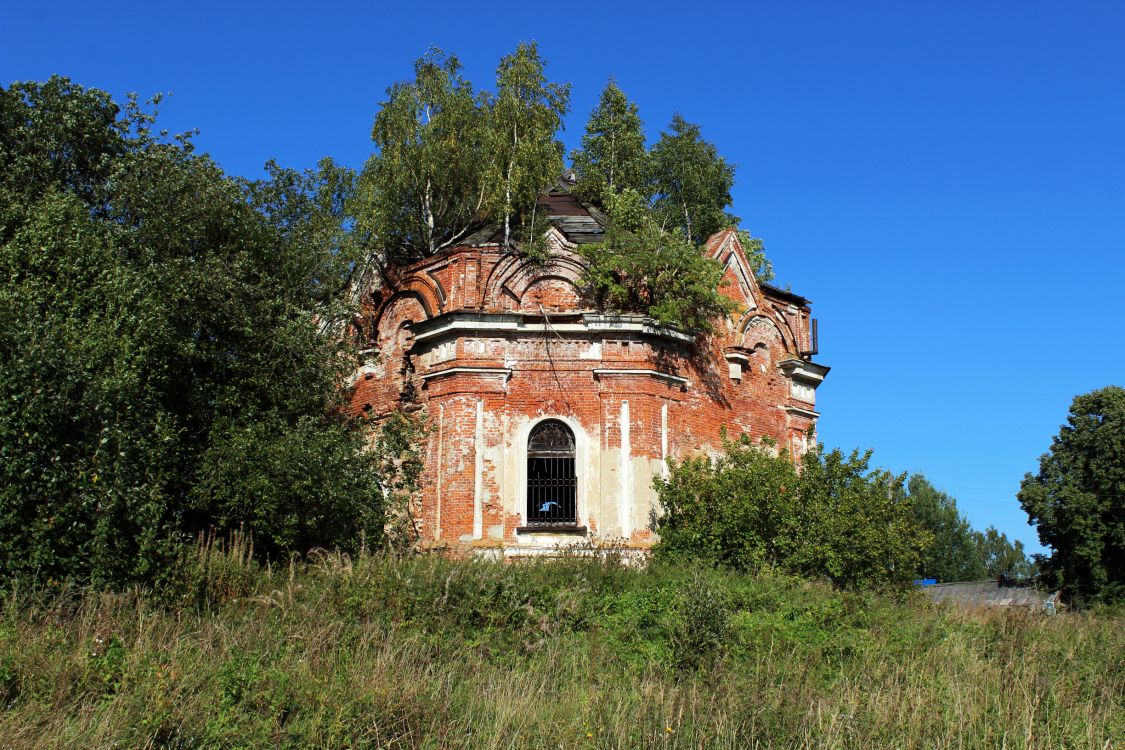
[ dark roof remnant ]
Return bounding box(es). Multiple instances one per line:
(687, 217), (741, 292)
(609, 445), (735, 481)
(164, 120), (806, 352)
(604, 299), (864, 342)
(538, 183), (606, 245)
(759, 283), (810, 307)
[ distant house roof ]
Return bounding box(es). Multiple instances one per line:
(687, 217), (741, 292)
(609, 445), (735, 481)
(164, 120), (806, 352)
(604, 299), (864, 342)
(920, 580), (1058, 609)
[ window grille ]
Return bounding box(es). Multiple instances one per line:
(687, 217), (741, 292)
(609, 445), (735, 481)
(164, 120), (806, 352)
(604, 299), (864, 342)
(526, 420), (577, 527)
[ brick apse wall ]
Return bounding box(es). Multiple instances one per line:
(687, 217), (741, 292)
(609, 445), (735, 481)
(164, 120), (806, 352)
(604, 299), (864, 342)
(349, 228), (829, 556)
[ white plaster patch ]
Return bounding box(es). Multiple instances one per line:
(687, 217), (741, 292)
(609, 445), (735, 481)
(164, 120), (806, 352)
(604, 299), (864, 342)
(791, 381), (816, 403)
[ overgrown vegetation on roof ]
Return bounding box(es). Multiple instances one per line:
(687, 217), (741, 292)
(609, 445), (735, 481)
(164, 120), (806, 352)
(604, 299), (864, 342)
(359, 45), (570, 266)
(359, 54), (776, 331)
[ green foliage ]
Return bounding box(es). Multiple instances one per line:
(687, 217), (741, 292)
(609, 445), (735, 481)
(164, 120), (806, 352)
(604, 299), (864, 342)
(360, 43), (570, 266)
(369, 409), (429, 554)
(650, 113), (737, 246)
(190, 415), (382, 560)
(578, 188), (738, 333)
(485, 41), (571, 252)
(364, 49), (490, 264)
(0, 77), (384, 585)
(570, 79), (650, 203)
(1019, 385), (1125, 605)
(736, 228), (774, 284)
(654, 436), (929, 589)
(975, 526), (1035, 580)
(1, 550), (1121, 748)
(669, 570), (731, 671)
(901, 475), (1034, 582)
(902, 475), (989, 581)
(572, 105), (770, 329)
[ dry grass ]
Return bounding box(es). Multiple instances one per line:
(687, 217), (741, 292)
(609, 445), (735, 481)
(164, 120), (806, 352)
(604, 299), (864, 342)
(0, 541), (1120, 749)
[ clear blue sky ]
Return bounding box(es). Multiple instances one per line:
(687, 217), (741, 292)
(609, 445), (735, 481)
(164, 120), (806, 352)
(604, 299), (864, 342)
(6, 1), (1124, 553)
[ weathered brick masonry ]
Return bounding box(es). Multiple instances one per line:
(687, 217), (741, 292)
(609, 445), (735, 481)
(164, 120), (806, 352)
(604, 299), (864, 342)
(349, 190), (828, 556)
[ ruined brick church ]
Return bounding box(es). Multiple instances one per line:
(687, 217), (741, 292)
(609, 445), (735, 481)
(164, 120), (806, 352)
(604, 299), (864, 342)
(350, 183), (828, 556)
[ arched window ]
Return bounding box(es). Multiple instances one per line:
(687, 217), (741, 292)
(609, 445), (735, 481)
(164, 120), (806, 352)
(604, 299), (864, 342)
(526, 420), (577, 527)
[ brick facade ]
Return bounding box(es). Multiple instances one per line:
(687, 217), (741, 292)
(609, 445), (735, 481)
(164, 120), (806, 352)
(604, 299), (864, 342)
(350, 223), (828, 556)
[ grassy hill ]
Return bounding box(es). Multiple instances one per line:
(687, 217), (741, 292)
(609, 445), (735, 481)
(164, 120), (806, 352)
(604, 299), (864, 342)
(0, 539), (1121, 749)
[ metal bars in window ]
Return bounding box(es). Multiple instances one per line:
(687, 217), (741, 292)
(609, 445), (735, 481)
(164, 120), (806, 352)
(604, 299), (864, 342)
(526, 421), (577, 527)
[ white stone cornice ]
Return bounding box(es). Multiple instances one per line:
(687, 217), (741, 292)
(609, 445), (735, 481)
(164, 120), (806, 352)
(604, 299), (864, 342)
(419, 366), (512, 382)
(592, 368), (690, 387)
(410, 311), (695, 345)
(782, 404), (820, 419)
(778, 358), (830, 385)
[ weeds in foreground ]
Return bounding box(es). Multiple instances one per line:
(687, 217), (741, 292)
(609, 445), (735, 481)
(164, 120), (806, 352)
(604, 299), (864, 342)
(0, 538), (1121, 749)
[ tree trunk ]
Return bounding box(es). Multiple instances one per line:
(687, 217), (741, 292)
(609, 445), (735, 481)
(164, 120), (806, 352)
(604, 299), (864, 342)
(503, 158), (513, 248)
(423, 178), (435, 255)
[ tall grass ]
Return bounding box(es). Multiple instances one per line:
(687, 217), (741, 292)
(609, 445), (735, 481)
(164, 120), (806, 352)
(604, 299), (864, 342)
(0, 537), (1120, 749)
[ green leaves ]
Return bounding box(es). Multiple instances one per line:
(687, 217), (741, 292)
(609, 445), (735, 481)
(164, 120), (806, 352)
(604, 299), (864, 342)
(365, 49), (490, 263)
(1018, 385), (1125, 605)
(654, 436), (929, 589)
(568, 84), (772, 329)
(578, 188), (737, 334)
(361, 43), (570, 264)
(488, 42), (571, 250)
(899, 475), (1033, 582)
(571, 80), (650, 203)
(900, 475), (989, 582)
(650, 114), (737, 246)
(0, 79), (387, 585)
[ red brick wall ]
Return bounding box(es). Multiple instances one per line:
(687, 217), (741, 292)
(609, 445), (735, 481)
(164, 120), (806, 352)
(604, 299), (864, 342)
(351, 230), (824, 549)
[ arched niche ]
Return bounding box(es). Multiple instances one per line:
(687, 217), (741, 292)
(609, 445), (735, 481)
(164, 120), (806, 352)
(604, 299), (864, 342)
(741, 316), (788, 374)
(374, 293), (430, 349)
(519, 276), (583, 312)
(483, 250), (588, 311)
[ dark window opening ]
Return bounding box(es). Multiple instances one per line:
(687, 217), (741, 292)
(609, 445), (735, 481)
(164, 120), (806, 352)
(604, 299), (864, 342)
(526, 420), (577, 527)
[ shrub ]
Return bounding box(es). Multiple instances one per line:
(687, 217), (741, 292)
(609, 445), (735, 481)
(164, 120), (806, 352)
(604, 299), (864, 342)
(654, 435), (930, 588)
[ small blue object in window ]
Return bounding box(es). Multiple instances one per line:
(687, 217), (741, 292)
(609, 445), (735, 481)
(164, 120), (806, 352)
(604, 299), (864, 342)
(538, 501), (561, 512)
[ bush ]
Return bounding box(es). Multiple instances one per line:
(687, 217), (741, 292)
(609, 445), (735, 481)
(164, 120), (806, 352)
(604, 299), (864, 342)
(654, 435), (930, 588)
(0, 78), (389, 585)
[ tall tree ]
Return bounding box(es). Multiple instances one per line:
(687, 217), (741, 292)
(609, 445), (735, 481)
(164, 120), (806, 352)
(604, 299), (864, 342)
(974, 527), (1034, 580)
(649, 114), (737, 246)
(0, 78), (386, 584)
(485, 42), (571, 250)
(1018, 386), (1125, 605)
(364, 49), (489, 265)
(901, 475), (989, 582)
(570, 79), (649, 203)
(579, 188), (736, 333)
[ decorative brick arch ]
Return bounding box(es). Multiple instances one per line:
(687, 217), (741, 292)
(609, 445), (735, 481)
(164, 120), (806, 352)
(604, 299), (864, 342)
(519, 275), (583, 312)
(483, 250), (588, 310)
(372, 287), (437, 341)
(738, 313), (797, 354)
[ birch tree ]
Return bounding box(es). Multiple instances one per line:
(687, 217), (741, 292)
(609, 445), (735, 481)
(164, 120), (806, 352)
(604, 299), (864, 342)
(365, 49), (489, 264)
(650, 114), (737, 246)
(485, 42), (570, 251)
(571, 79), (649, 203)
